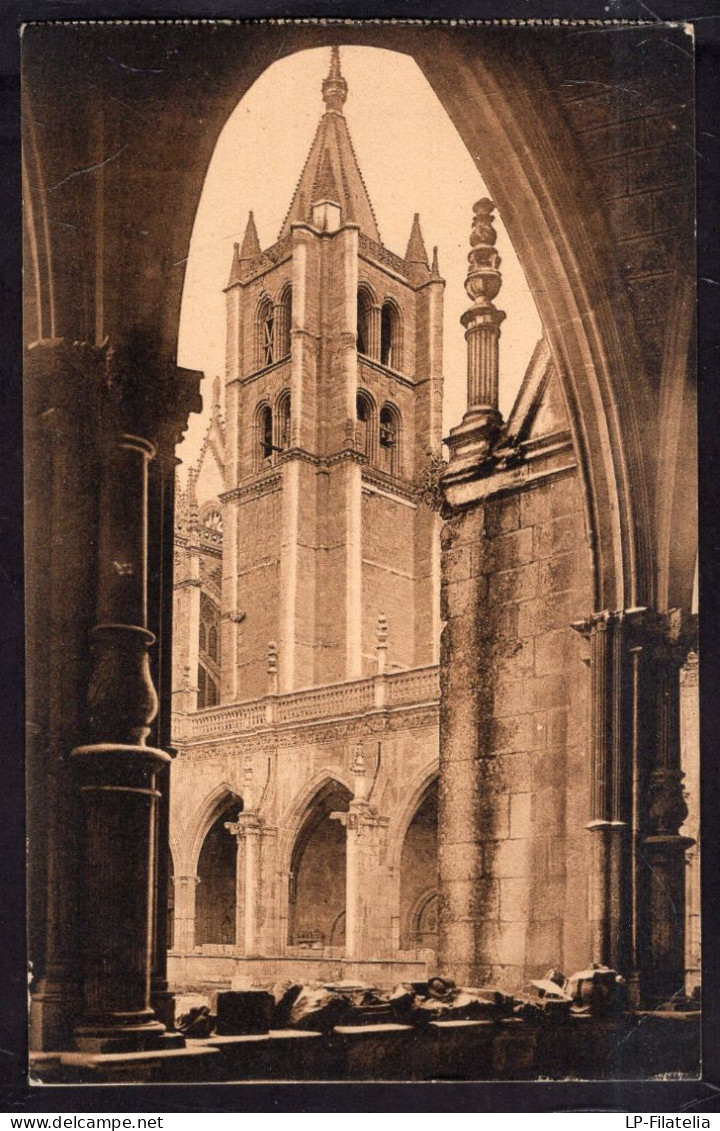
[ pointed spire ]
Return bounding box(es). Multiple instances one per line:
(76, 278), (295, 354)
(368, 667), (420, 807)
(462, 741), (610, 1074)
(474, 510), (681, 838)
(239, 211), (261, 264)
(404, 213), (430, 285)
(322, 46), (347, 114)
(431, 245), (442, 280)
(227, 242), (242, 287)
(278, 46), (380, 241)
(313, 146), (341, 205)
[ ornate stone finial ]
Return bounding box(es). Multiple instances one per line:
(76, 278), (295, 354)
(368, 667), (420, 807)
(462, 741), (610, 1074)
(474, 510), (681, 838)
(267, 641), (278, 675)
(376, 614), (389, 676)
(465, 198), (502, 305)
(212, 375), (221, 410)
(322, 46), (348, 114)
(243, 754), (255, 809)
(243, 753), (254, 789)
(352, 741), (367, 800)
(443, 199), (506, 480)
(430, 246), (442, 280)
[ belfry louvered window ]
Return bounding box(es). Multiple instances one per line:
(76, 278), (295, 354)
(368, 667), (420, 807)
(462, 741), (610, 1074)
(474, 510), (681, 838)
(263, 309), (275, 366)
(256, 297), (275, 369)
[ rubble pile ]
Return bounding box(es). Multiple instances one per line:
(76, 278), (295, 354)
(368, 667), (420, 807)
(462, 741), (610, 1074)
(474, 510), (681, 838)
(175, 964), (674, 1038)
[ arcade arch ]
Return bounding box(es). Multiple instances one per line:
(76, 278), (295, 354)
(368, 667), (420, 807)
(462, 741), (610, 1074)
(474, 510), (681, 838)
(288, 780), (352, 949)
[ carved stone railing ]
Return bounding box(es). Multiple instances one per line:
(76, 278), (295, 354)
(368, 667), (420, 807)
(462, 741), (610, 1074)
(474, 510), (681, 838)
(385, 666), (440, 706)
(358, 233), (408, 278)
(277, 678), (375, 723)
(244, 234), (293, 280)
(173, 665), (440, 743)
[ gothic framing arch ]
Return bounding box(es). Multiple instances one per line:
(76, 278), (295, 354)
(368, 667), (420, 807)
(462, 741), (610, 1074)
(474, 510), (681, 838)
(184, 782), (243, 879)
(278, 770), (354, 879)
(386, 763), (439, 950)
(22, 24), (697, 1053)
(23, 28), (688, 608)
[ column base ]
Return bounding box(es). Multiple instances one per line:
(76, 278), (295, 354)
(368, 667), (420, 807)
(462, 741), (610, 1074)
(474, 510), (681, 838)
(30, 978), (82, 1052)
(443, 409), (503, 488)
(74, 1021), (180, 1054)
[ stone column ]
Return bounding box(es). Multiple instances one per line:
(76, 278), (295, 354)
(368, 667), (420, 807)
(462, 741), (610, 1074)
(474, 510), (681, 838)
(26, 340), (101, 1050)
(680, 653), (700, 994)
(571, 611), (635, 976)
(147, 435), (183, 1031)
(639, 610), (696, 1005)
(444, 200), (506, 478)
(225, 803), (267, 958)
(333, 745), (388, 960)
(572, 607), (696, 1005)
(72, 426), (170, 1051)
(173, 875), (200, 953)
(368, 304), (382, 361)
(70, 339), (201, 1052)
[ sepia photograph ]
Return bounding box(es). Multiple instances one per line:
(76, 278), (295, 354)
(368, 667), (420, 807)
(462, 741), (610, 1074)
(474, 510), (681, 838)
(22, 18), (700, 1087)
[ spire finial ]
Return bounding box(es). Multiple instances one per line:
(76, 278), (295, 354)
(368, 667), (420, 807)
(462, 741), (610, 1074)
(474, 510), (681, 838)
(405, 213), (430, 285)
(322, 46), (347, 114)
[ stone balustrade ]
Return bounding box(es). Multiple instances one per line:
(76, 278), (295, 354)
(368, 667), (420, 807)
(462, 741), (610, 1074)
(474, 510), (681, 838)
(173, 665), (440, 742)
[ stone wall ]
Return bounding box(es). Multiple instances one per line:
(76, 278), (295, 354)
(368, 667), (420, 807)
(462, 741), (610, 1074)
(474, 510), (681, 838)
(439, 370), (594, 989)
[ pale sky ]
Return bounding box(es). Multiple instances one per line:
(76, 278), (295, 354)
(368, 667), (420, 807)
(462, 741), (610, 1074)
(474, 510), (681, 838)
(177, 46), (542, 480)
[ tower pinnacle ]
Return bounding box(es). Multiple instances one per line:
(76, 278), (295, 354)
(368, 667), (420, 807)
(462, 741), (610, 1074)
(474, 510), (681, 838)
(322, 46), (348, 114)
(405, 213), (430, 285)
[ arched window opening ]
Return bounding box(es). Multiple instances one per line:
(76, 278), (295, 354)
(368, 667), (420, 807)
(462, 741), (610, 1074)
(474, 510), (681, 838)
(356, 390), (375, 461)
(380, 301), (401, 369)
(256, 297), (275, 369)
(399, 779), (438, 952)
(198, 592), (221, 708)
(357, 289), (372, 356)
(379, 403), (401, 476)
(256, 403), (274, 468)
(195, 800), (241, 946)
(277, 391), (292, 451)
(277, 286), (292, 358)
(288, 782), (352, 949)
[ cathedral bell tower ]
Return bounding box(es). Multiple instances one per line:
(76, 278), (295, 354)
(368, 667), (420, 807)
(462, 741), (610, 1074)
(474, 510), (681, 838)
(221, 48), (444, 700)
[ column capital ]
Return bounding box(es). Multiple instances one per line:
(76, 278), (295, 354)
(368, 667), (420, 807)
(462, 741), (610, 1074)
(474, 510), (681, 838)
(25, 334), (203, 456)
(224, 810), (266, 839)
(571, 607), (697, 664)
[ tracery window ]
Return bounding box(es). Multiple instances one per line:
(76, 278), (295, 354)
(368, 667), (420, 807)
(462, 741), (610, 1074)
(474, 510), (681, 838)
(202, 506), (223, 532)
(198, 592), (221, 709)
